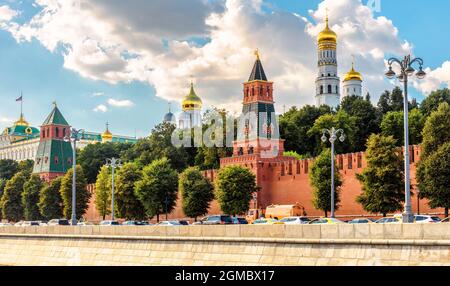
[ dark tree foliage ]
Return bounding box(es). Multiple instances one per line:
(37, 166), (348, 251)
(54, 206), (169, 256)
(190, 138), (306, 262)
(22, 174), (44, 221)
(115, 162), (146, 220)
(279, 105), (331, 157)
(356, 134), (405, 217)
(60, 165), (90, 220)
(134, 158), (178, 222)
(339, 95), (381, 152)
(78, 142), (132, 184)
(309, 149), (342, 217)
(179, 167), (214, 220)
(377, 87), (404, 114)
(122, 122), (189, 172)
(215, 165), (256, 216)
(0, 159), (19, 180)
(39, 177), (64, 220)
(1, 172), (27, 222)
(380, 109), (425, 146)
(420, 88), (450, 117)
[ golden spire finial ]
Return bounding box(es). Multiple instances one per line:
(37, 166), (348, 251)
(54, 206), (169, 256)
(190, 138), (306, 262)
(325, 7), (329, 26)
(351, 54), (355, 70)
(254, 49), (260, 60)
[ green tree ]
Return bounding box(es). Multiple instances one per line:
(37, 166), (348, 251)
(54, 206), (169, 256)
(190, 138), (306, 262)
(22, 174), (44, 221)
(309, 149), (342, 217)
(38, 177), (64, 220)
(417, 143), (450, 217)
(421, 102), (450, 157)
(0, 159), (19, 180)
(0, 179), (6, 220)
(356, 134), (405, 216)
(340, 95), (381, 151)
(417, 102), (450, 217)
(78, 142), (132, 184)
(420, 88), (450, 117)
(115, 162), (146, 220)
(94, 166), (111, 220)
(308, 110), (357, 155)
(134, 158), (178, 222)
(377, 87), (404, 114)
(18, 159), (34, 176)
(1, 172), (27, 222)
(122, 123), (189, 171)
(215, 165), (256, 216)
(179, 167), (214, 220)
(283, 151), (306, 160)
(279, 105), (331, 156)
(60, 165), (90, 220)
(380, 108), (425, 146)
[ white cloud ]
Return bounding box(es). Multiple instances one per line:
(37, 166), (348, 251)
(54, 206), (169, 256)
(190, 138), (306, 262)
(91, 92), (105, 97)
(0, 5), (17, 22)
(107, 98), (134, 108)
(93, 104), (108, 113)
(413, 61), (450, 94)
(3, 0), (446, 111)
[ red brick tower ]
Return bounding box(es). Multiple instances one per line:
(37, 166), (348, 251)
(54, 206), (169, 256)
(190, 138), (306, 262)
(221, 51), (288, 212)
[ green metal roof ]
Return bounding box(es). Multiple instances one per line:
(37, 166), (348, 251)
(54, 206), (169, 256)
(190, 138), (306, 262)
(42, 105), (69, 126)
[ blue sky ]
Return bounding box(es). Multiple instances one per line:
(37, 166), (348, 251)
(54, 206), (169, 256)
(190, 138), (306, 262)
(0, 0), (449, 137)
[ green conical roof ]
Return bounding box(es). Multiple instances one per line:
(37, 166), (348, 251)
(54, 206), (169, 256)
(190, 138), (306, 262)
(42, 103), (69, 126)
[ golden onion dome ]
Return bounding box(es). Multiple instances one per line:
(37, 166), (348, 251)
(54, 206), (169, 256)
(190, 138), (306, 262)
(101, 122), (113, 142)
(14, 113), (29, 127)
(182, 82), (202, 110)
(318, 17), (337, 43)
(344, 62), (363, 82)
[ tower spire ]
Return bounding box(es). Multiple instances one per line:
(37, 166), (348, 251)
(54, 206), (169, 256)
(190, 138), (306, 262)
(254, 48), (260, 61)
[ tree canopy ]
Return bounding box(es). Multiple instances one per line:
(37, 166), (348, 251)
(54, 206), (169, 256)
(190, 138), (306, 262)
(38, 177), (64, 220)
(309, 149), (342, 217)
(356, 134), (405, 216)
(134, 157), (178, 222)
(380, 108), (425, 146)
(1, 172), (27, 222)
(115, 162), (146, 220)
(22, 174), (44, 221)
(60, 165), (90, 220)
(94, 166), (111, 220)
(215, 165), (256, 216)
(179, 167), (214, 220)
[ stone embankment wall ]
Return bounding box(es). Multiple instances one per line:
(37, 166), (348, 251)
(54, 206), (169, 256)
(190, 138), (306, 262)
(0, 224), (449, 266)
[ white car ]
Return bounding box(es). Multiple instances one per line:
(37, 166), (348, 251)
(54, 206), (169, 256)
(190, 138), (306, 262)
(156, 221), (182, 226)
(0, 223), (12, 227)
(99, 220), (120, 226)
(414, 215), (441, 223)
(280, 216), (311, 225)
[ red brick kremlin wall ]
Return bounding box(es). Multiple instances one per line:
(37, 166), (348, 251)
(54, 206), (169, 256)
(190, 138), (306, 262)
(84, 145), (444, 222)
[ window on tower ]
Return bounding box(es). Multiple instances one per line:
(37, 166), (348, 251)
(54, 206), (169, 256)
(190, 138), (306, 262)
(320, 86), (324, 94)
(328, 85), (332, 94)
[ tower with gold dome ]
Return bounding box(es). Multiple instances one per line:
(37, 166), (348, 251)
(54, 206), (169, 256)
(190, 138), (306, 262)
(342, 59), (363, 98)
(178, 82), (202, 129)
(315, 12), (340, 109)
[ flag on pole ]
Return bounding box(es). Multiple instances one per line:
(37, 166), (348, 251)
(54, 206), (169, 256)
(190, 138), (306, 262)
(16, 95), (23, 102)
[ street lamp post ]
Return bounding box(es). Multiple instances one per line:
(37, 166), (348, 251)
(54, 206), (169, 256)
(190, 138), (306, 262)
(321, 127), (345, 218)
(385, 55), (426, 223)
(64, 128), (84, 226)
(105, 158), (122, 221)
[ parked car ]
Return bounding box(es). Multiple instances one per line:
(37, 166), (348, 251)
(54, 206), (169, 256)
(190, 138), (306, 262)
(252, 218), (284, 225)
(347, 218), (375, 224)
(280, 216), (310, 225)
(77, 221), (95, 226)
(414, 215), (441, 223)
(122, 220), (150, 226)
(21, 221), (40, 226)
(156, 221), (182, 226)
(375, 217), (402, 224)
(47, 219), (70, 226)
(177, 220), (190, 226)
(14, 221), (24, 227)
(440, 217), (450, 223)
(99, 220), (120, 226)
(0, 222), (12, 226)
(231, 217), (249, 225)
(308, 218), (344, 224)
(201, 215), (233, 225)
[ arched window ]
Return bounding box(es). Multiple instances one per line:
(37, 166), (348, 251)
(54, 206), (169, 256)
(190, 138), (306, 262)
(296, 161), (301, 174)
(56, 127), (60, 138)
(328, 85), (332, 94)
(336, 86), (339, 93)
(320, 86), (324, 94)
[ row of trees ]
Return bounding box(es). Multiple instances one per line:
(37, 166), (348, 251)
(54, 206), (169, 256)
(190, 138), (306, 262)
(94, 157), (256, 222)
(309, 100), (450, 217)
(0, 164), (90, 222)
